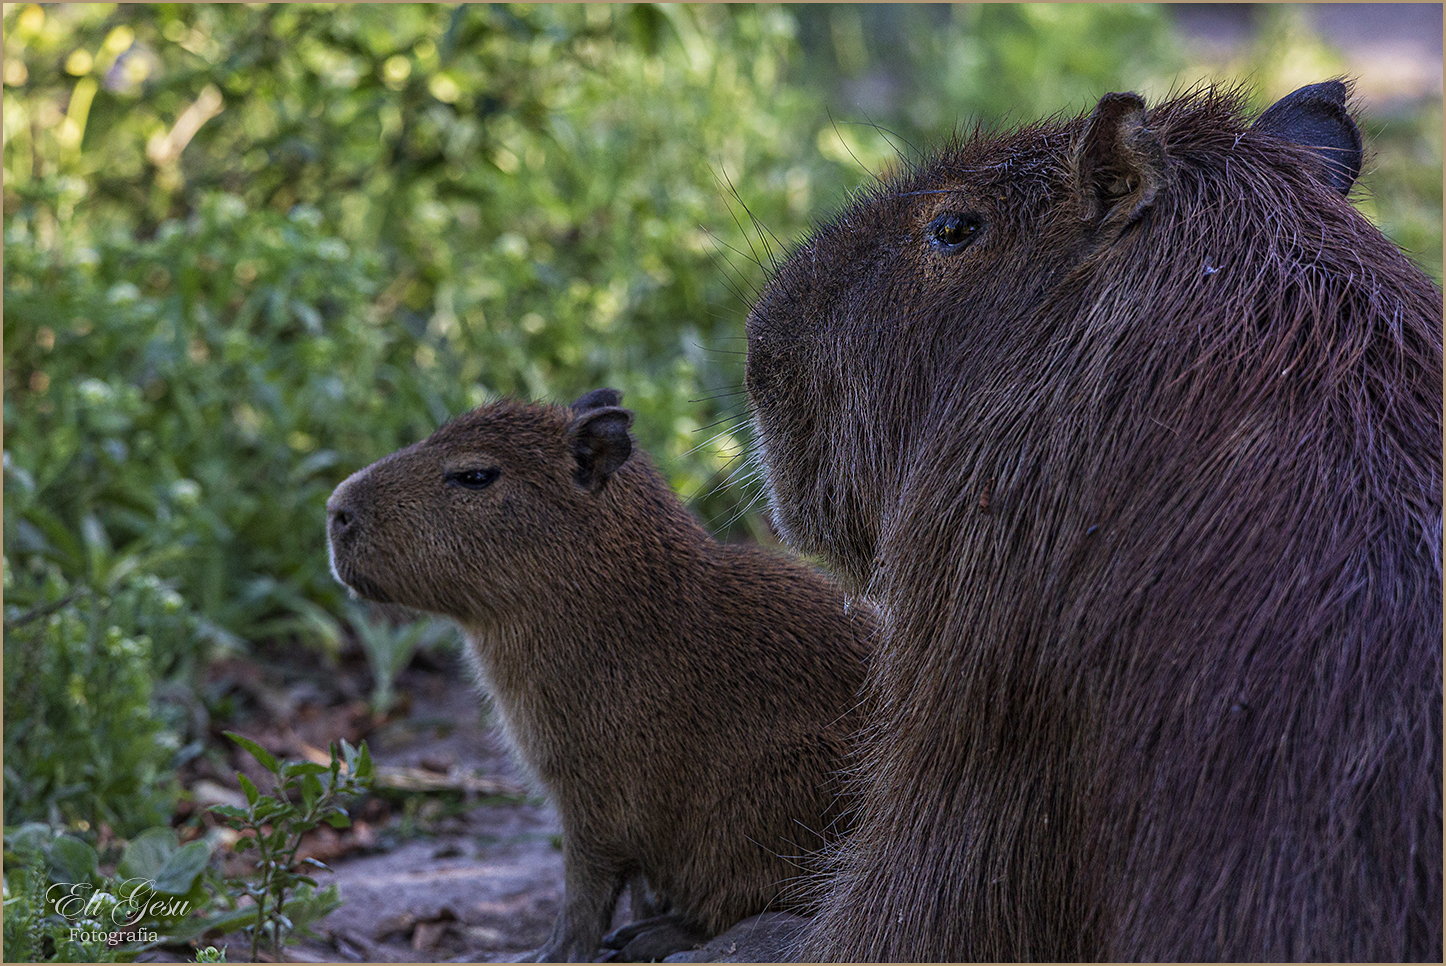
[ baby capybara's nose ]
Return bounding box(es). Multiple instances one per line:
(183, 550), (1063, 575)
(326, 475), (364, 541)
(328, 504), (354, 535)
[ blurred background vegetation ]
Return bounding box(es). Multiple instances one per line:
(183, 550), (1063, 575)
(4, 3), (1440, 849)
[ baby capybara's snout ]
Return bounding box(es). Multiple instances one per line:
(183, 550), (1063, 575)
(325, 471), (367, 547)
(325, 464), (382, 592)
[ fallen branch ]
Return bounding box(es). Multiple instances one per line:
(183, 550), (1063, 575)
(297, 743), (528, 798)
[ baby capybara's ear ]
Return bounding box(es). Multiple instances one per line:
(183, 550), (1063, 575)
(567, 405), (633, 492)
(571, 387), (624, 411)
(1250, 80), (1362, 196)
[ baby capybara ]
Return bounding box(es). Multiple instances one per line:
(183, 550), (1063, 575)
(327, 390), (873, 962)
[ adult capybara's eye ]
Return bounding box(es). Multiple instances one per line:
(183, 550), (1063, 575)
(926, 212), (983, 253)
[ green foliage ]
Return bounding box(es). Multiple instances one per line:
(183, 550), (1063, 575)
(4, 188), (439, 641)
(2, 848), (122, 964)
(192, 946), (226, 963)
(1359, 103), (1444, 286)
(792, 4), (1182, 136)
(209, 733), (372, 962)
(114, 828), (213, 919)
(3, 822), (214, 962)
(2, 560), (192, 836)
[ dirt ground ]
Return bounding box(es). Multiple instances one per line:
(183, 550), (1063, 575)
(288, 668), (563, 963)
(181, 634), (801, 965)
(270, 657), (633, 964)
(170, 642), (612, 964)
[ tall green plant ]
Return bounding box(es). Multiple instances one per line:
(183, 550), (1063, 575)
(210, 733), (372, 962)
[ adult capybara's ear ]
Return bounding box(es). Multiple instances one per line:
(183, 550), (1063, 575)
(1250, 80), (1362, 196)
(1072, 91), (1167, 227)
(572, 387), (624, 411)
(567, 405), (633, 492)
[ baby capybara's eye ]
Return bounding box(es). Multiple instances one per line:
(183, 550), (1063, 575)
(926, 212), (983, 253)
(446, 467), (500, 490)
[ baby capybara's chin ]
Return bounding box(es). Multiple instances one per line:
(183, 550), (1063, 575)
(331, 561), (395, 606)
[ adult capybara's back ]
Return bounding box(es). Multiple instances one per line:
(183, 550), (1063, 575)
(746, 81), (1442, 961)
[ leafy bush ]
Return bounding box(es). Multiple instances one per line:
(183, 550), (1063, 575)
(3, 847), (124, 963)
(2, 559), (192, 836)
(790, 4), (1183, 136)
(3, 190), (447, 642)
(2, 739), (371, 963)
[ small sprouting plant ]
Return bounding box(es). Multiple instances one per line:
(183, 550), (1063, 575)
(192, 944), (226, 962)
(209, 732), (372, 962)
(346, 604), (453, 715)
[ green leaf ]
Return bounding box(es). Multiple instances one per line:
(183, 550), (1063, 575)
(237, 773), (259, 807)
(322, 812), (351, 830)
(5, 822), (57, 857)
(281, 761), (329, 779)
(354, 741), (373, 781)
(48, 835), (99, 883)
(251, 798), (286, 822)
(223, 732), (279, 774)
(172, 905), (258, 942)
(151, 839), (211, 895)
(118, 827), (179, 881)
(280, 882), (343, 930)
(301, 773), (324, 811)
(208, 804), (248, 822)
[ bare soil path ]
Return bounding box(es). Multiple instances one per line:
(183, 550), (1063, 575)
(286, 663), (571, 963)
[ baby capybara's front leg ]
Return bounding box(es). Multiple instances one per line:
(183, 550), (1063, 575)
(522, 843), (627, 963)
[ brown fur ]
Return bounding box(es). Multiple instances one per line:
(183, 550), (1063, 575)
(326, 393), (873, 962)
(746, 83), (1442, 961)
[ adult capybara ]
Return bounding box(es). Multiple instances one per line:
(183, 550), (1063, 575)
(326, 390), (873, 962)
(745, 81), (1442, 961)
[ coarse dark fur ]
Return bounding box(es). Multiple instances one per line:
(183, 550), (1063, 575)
(326, 392), (873, 962)
(745, 82), (1442, 961)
